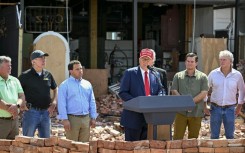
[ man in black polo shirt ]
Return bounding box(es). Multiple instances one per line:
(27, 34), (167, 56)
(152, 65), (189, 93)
(19, 50), (58, 138)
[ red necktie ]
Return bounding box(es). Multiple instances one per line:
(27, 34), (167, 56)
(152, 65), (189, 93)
(144, 71), (150, 96)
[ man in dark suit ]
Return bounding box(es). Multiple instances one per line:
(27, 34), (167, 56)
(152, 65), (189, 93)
(153, 67), (168, 95)
(150, 53), (168, 95)
(119, 48), (162, 141)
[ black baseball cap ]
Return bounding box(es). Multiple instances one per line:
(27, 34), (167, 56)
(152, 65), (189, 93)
(30, 50), (49, 60)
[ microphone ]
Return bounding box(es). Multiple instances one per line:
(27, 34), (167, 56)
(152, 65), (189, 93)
(147, 65), (155, 72)
(147, 65), (166, 95)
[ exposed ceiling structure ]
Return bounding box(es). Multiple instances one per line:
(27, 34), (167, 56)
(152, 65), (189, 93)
(106, 0), (245, 5)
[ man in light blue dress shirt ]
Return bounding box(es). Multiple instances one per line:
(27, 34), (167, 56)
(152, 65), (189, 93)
(57, 60), (97, 142)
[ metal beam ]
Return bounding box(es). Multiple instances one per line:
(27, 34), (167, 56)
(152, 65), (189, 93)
(133, 0), (138, 66)
(234, 0), (239, 68)
(90, 0), (98, 68)
(106, 0), (245, 5)
(0, 3), (17, 5)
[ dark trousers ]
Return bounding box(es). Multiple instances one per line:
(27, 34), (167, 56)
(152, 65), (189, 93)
(124, 125), (147, 141)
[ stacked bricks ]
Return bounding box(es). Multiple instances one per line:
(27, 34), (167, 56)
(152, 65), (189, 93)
(0, 139), (12, 153)
(7, 136), (90, 153)
(0, 136), (244, 153)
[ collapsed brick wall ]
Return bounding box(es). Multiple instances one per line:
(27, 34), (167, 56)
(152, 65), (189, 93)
(0, 136), (244, 153)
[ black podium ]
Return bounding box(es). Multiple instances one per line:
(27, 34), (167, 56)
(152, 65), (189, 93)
(123, 95), (195, 140)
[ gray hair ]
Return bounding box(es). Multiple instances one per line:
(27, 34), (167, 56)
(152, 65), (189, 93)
(0, 56), (11, 67)
(219, 50), (234, 63)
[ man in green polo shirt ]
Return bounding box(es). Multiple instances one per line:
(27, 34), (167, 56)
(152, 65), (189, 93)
(0, 56), (26, 139)
(171, 53), (208, 140)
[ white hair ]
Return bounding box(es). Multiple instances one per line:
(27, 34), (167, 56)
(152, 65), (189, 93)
(219, 50), (234, 63)
(0, 56), (11, 67)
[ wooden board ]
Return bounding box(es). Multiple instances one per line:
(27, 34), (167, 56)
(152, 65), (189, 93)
(83, 69), (108, 98)
(33, 33), (69, 86)
(18, 28), (23, 76)
(196, 37), (227, 75)
(147, 124), (171, 140)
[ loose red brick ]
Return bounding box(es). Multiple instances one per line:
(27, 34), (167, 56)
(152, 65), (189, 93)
(183, 147), (198, 153)
(0, 146), (10, 151)
(149, 140), (166, 149)
(132, 140), (149, 150)
(150, 148), (166, 153)
(115, 141), (132, 150)
(72, 141), (89, 152)
(37, 147), (53, 153)
(228, 139), (244, 147)
(212, 140), (228, 148)
(115, 141), (149, 151)
(98, 148), (116, 153)
(97, 140), (104, 148)
(199, 147), (214, 153)
(97, 140), (115, 149)
(89, 140), (98, 153)
(58, 138), (73, 149)
(9, 145), (24, 153)
(45, 136), (58, 146)
(30, 137), (45, 147)
(12, 141), (25, 148)
(14, 141), (43, 152)
(15, 136), (31, 144)
(24, 145), (38, 152)
(0, 140), (12, 146)
(229, 147), (245, 153)
(116, 150), (134, 153)
(166, 149), (182, 153)
(133, 149), (150, 153)
(182, 139), (197, 149)
(53, 146), (68, 153)
(166, 140), (182, 149)
(214, 147), (229, 153)
(198, 140), (213, 147)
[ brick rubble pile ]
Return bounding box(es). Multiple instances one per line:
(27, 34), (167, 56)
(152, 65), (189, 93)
(48, 94), (245, 141)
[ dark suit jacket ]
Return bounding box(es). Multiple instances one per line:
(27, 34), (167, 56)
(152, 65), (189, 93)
(119, 66), (162, 129)
(153, 67), (168, 95)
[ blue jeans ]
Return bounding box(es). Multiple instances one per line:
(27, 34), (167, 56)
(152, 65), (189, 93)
(22, 108), (51, 138)
(210, 104), (235, 139)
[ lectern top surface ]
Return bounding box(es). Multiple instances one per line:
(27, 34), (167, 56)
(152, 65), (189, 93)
(123, 95), (195, 113)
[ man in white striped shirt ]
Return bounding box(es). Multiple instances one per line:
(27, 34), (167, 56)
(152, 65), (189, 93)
(206, 50), (245, 139)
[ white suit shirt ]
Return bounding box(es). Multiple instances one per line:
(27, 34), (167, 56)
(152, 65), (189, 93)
(208, 67), (245, 105)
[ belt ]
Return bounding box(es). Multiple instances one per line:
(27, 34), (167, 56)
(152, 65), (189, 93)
(0, 117), (13, 120)
(27, 103), (48, 111)
(68, 114), (88, 118)
(211, 102), (236, 108)
(30, 107), (48, 111)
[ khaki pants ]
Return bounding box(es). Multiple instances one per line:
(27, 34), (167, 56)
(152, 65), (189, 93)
(0, 118), (19, 140)
(173, 113), (202, 140)
(66, 115), (90, 142)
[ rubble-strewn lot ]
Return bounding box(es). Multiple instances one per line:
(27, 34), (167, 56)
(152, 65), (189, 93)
(28, 94), (245, 140)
